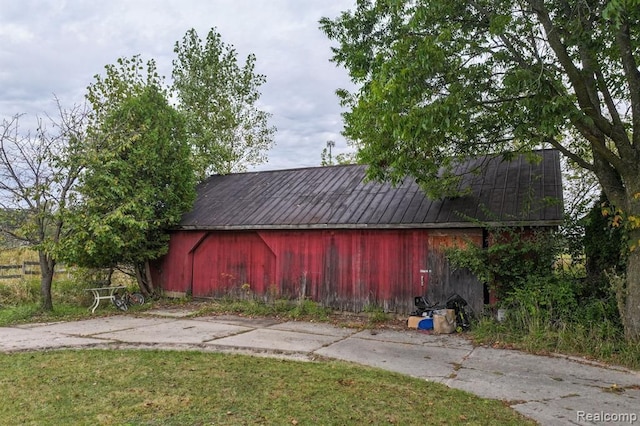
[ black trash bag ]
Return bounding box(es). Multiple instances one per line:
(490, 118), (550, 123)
(445, 293), (473, 330)
(411, 296), (441, 317)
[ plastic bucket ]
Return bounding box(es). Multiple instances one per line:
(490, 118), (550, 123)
(418, 317), (433, 330)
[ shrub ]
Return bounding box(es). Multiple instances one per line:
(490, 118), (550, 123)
(446, 226), (562, 300)
(501, 274), (578, 333)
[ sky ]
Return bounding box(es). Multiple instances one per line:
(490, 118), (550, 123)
(0, 0), (357, 171)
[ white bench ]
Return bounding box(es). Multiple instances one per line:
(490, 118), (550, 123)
(85, 286), (126, 313)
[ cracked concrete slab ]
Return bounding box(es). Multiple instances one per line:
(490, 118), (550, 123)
(268, 320), (356, 337)
(0, 326), (111, 352)
(196, 314), (283, 328)
(142, 308), (197, 318)
(94, 319), (251, 344)
(511, 389), (640, 425)
(208, 328), (344, 353)
(316, 334), (472, 383)
(449, 346), (640, 400)
(351, 329), (475, 350)
(25, 316), (175, 336)
(447, 346), (640, 425)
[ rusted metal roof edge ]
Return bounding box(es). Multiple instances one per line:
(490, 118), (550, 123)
(174, 219), (562, 231)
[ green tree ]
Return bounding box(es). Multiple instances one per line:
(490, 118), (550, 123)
(62, 82), (195, 297)
(321, 1), (640, 340)
(0, 104), (87, 310)
(172, 28), (276, 179)
(86, 55), (167, 126)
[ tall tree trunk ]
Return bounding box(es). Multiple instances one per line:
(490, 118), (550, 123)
(603, 180), (640, 341)
(134, 260), (155, 298)
(39, 251), (55, 311)
(623, 199), (640, 340)
(625, 242), (640, 340)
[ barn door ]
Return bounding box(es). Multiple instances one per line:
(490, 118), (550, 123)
(191, 231), (275, 298)
(426, 233), (484, 314)
(426, 250), (482, 311)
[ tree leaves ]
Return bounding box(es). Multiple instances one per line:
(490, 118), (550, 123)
(61, 86), (196, 271)
(172, 28), (276, 179)
(320, 0), (639, 203)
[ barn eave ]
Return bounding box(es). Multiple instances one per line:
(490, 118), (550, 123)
(174, 219), (562, 231)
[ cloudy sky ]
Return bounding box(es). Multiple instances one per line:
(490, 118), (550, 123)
(0, 0), (357, 171)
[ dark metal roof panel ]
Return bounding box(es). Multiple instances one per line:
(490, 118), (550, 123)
(178, 149), (564, 229)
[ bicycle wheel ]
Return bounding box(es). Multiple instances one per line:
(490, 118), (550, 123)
(112, 295), (128, 311)
(129, 293), (145, 305)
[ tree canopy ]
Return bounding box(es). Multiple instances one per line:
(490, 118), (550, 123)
(62, 83), (196, 296)
(0, 105), (87, 309)
(321, 0), (640, 339)
(321, 0), (639, 199)
(172, 28), (276, 179)
(61, 27), (276, 295)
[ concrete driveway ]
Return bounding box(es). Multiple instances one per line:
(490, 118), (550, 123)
(1, 309), (638, 426)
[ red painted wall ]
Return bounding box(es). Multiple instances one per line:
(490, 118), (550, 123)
(151, 228), (482, 313)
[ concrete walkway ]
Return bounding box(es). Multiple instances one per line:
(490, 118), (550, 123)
(1, 309), (638, 425)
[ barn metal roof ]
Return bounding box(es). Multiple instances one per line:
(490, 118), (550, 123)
(178, 149), (563, 230)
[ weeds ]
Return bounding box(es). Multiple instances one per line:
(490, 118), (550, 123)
(2, 253), (638, 370)
(0, 274), (139, 326)
(471, 299), (640, 370)
(363, 304), (391, 325)
(191, 297), (332, 321)
(0, 277), (41, 305)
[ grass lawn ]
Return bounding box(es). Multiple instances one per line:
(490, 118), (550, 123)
(0, 349), (534, 425)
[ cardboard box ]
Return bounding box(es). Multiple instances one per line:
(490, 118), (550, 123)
(407, 316), (423, 329)
(433, 309), (457, 334)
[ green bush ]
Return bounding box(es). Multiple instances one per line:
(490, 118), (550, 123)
(583, 193), (627, 290)
(502, 274), (578, 333)
(291, 299), (331, 319)
(446, 227), (561, 300)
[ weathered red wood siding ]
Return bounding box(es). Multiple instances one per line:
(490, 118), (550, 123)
(151, 230), (206, 295)
(151, 228), (483, 313)
(426, 231), (484, 314)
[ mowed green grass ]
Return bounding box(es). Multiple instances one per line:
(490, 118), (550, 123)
(0, 349), (533, 425)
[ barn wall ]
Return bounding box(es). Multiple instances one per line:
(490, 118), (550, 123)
(153, 228), (484, 314)
(149, 230), (206, 295)
(426, 231), (485, 314)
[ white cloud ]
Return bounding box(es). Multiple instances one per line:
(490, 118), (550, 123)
(0, 0), (357, 170)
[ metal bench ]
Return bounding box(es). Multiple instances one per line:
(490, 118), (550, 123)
(85, 286), (126, 313)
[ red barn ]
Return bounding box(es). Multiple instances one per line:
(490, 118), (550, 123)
(151, 149), (563, 314)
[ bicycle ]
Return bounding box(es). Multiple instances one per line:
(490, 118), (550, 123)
(111, 288), (145, 311)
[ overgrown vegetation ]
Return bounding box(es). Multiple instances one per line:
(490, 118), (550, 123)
(61, 77), (196, 298)
(446, 197), (640, 370)
(0, 258), (394, 329)
(3, 197), (640, 372)
(0, 273), (146, 326)
(191, 297), (333, 322)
